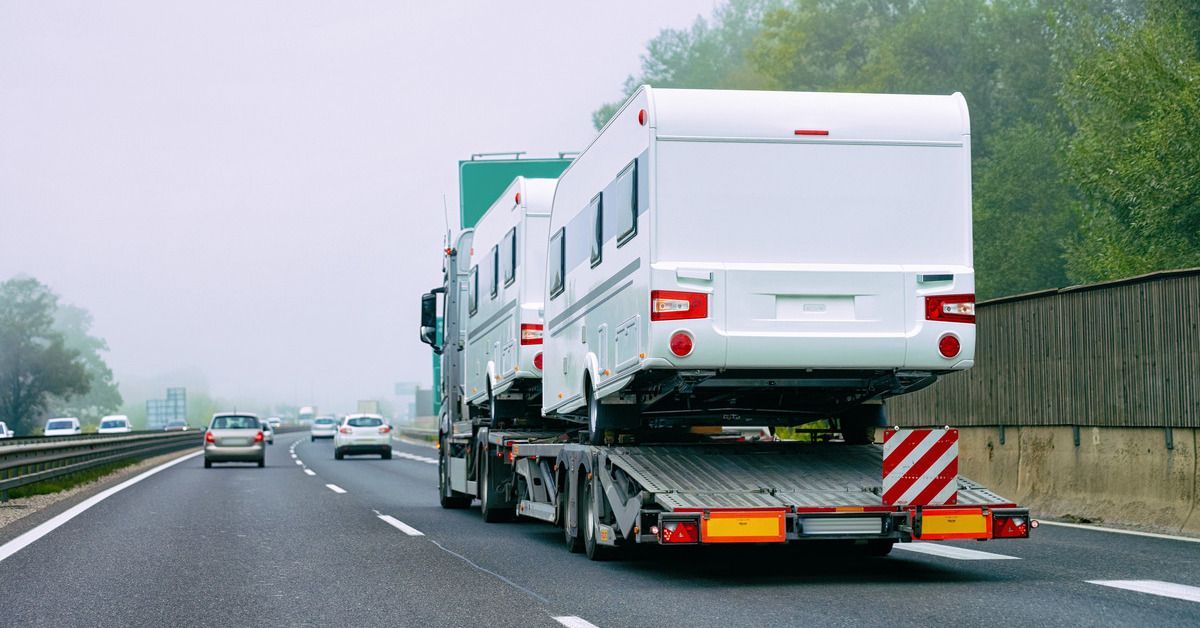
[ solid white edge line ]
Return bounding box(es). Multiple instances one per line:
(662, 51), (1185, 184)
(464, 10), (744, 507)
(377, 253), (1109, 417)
(377, 514), (424, 536)
(554, 616), (600, 628)
(1037, 520), (1200, 544)
(0, 450), (203, 563)
(303, 469), (316, 476)
(325, 483), (346, 494)
(1087, 580), (1200, 604)
(893, 542), (1019, 560)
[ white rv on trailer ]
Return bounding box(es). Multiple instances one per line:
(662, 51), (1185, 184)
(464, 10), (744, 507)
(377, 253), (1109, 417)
(543, 86), (977, 443)
(463, 177), (556, 423)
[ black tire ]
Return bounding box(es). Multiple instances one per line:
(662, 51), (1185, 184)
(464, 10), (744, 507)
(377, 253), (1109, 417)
(310, 436), (315, 442)
(382, 449), (392, 460)
(582, 474), (613, 561)
(586, 383), (605, 445)
(563, 471), (583, 553)
(334, 449), (344, 460)
(480, 454), (514, 523)
(866, 540), (895, 556)
(204, 459), (212, 469)
(257, 458), (265, 468)
(841, 404), (887, 445)
(439, 436), (472, 509)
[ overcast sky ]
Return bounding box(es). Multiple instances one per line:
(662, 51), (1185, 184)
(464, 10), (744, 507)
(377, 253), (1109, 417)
(0, 1), (716, 413)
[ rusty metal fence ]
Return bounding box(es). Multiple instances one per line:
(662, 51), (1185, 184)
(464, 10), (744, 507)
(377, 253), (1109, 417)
(889, 268), (1200, 428)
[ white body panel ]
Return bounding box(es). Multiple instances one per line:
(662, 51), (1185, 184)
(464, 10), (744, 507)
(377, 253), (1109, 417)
(97, 415), (133, 434)
(43, 417), (82, 436)
(543, 87), (975, 417)
(463, 177), (556, 406)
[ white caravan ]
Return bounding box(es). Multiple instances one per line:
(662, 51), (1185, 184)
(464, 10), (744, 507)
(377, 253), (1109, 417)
(463, 177), (557, 421)
(542, 86), (976, 443)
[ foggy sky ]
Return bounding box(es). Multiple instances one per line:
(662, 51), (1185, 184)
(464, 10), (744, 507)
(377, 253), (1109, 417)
(0, 1), (716, 413)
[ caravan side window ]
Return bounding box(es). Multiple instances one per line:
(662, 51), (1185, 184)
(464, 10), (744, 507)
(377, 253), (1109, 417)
(502, 227), (516, 286)
(468, 266), (479, 316)
(549, 227), (565, 299)
(589, 193), (603, 267)
(615, 160), (638, 246)
(489, 245), (499, 298)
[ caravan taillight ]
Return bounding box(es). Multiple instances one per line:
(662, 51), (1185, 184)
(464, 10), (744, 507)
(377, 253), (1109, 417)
(938, 334), (961, 358)
(651, 291), (708, 321)
(533, 352), (543, 370)
(669, 332), (694, 357)
(515, 192), (521, 205)
(520, 324), (543, 345)
(925, 294), (975, 324)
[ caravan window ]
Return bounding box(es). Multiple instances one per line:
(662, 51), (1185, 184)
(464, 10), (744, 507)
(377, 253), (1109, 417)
(489, 245), (499, 298)
(549, 227), (565, 299)
(502, 227), (516, 286)
(468, 266), (479, 315)
(615, 160), (638, 245)
(589, 194), (603, 267)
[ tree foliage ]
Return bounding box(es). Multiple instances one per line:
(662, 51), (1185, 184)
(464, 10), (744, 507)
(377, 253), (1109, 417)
(48, 304), (124, 421)
(0, 278), (91, 433)
(594, 0), (1199, 297)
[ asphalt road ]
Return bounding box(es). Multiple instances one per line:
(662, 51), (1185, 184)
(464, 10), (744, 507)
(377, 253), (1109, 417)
(1, 433), (1198, 627)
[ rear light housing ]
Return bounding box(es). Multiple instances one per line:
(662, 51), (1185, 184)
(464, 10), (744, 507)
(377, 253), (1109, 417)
(669, 331), (694, 357)
(532, 352), (543, 370)
(379, 425), (391, 434)
(520, 323), (543, 345)
(204, 431), (215, 444)
(993, 514), (1031, 539)
(925, 293), (975, 324)
(938, 333), (961, 358)
(659, 519), (700, 544)
(651, 290), (708, 321)
(254, 431), (264, 443)
(339, 427), (353, 434)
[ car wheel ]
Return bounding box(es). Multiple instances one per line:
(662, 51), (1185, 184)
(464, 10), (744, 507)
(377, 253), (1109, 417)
(258, 458), (265, 468)
(204, 459), (212, 469)
(382, 449), (392, 460)
(334, 448), (344, 460)
(311, 435), (315, 442)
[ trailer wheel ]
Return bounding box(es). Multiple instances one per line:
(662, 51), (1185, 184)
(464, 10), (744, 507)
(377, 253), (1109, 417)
(582, 474), (614, 561)
(562, 472), (583, 553)
(866, 540), (894, 556)
(480, 453), (514, 522)
(439, 435), (472, 509)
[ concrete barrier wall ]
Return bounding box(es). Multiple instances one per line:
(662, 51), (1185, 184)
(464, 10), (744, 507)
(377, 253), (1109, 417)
(949, 426), (1198, 536)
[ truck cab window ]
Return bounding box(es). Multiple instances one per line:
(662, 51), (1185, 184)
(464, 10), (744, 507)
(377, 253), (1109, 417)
(549, 227), (565, 298)
(589, 193), (603, 267)
(616, 160), (638, 245)
(502, 227), (516, 286)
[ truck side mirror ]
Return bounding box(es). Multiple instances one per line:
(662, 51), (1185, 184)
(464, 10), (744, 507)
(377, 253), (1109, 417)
(419, 292), (441, 353)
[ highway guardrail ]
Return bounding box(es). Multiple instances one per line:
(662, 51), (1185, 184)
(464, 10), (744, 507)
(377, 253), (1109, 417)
(0, 431), (202, 500)
(397, 426), (437, 442)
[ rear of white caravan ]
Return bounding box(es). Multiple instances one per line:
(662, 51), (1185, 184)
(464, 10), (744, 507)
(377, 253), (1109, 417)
(543, 87), (975, 435)
(463, 177), (555, 418)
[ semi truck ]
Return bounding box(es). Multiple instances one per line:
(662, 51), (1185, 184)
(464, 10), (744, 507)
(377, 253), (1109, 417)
(419, 88), (1031, 560)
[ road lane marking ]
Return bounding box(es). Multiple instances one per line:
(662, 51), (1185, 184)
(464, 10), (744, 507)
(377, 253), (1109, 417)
(325, 483), (346, 494)
(303, 469), (316, 476)
(1037, 520), (1200, 544)
(429, 539), (552, 605)
(893, 542), (1019, 560)
(1088, 580), (1200, 604)
(378, 515), (424, 536)
(391, 449), (437, 465)
(294, 460), (303, 465)
(0, 450), (203, 564)
(554, 617), (600, 628)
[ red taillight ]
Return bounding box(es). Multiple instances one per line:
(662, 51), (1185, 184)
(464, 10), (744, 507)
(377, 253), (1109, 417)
(520, 323), (543, 345)
(533, 352), (543, 370)
(204, 431), (215, 444)
(254, 431), (264, 443)
(993, 515), (1030, 539)
(660, 520), (699, 544)
(339, 427), (352, 434)
(638, 109), (647, 126)
(794, 129), (829, 136)
(669, 331), (694, 357)
(925, 293), (975, 324)
(651, 290), (708, 321)
(938, 334), (961, 358)
(514, 192), (521, 205)
(379, 425), (391, 434)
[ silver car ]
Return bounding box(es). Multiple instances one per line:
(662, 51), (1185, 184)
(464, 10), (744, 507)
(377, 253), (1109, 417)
(204, 413), (266, 468)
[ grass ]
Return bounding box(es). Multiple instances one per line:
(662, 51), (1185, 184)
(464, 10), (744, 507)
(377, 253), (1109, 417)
(6, 458), (144, 500)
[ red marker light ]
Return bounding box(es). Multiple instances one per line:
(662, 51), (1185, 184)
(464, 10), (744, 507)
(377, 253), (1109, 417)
(533, 352), (543, 370)
(669, 332), (694, 357)
(515, 192), (521, 205)
(638, 109), (647, 126)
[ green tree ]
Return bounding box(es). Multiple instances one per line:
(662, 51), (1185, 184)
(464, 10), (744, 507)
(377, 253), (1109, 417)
(0, 278), (91, 434)
(47, 304), (123, 422)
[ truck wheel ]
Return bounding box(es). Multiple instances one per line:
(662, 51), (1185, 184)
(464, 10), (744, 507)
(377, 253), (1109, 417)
(866, 540), (894, 556)
(480, 454), (514, 523)
(582, 475), (613, 561)
(439, 436), (472, 509)
(563, 472), (583, 553)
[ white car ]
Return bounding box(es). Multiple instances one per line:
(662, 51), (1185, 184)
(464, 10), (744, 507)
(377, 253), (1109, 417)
(97, 415), (133, 434)
(333, 414), (392, 460)
(0, 421), (13, 439)
(259, 418), (275, 445)
(43, 417), (82, 436)
(266, 416), (282, 429)
(310, 416), (337, 440)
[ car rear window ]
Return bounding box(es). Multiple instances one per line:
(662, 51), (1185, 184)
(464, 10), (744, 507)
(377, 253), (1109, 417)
(347, 417), (383, 427)
(100, 420), (127, 429)
(315, 418), (335, 425)
(210, 416), (259, 429)
(46, 420), (74, 430)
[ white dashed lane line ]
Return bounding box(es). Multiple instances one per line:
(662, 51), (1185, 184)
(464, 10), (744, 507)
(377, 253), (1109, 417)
(377, 514), (424, 536)
(554, 616), (600, 628)
(294, 460), (303, 466)
(1088, 580), (1200, 604)
(892, 543), (1019, 560)
(303, 469), (316, 476)
(391, 450), (437, 465)
(325, 484), (346, 494)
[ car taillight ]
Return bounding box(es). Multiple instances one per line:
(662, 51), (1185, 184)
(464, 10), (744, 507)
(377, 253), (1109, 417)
(925, 293), (975, 324)
(651, 290), (708, 321)
(379, 425), (391, 434)
(520, 323), (543, 345)
(204, 431), (215, 444)
(339, 427), (353, 434)
(938, 333), (961, 358)
(660, 520), (699, 544)
(254, 431), (264, 443)
(533, 351), (543, 370)
(669, 331), (694, 357)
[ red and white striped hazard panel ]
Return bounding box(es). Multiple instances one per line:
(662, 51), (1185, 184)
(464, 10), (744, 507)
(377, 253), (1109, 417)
(882, 428), (959, 506)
